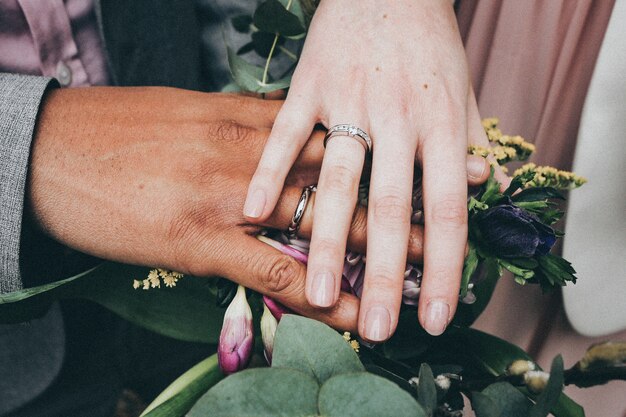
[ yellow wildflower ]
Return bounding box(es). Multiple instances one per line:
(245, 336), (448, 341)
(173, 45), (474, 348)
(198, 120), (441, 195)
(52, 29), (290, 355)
(342, 332), (360, 353)
(133, 280), (141, 290)
(163, 275), (179, 288)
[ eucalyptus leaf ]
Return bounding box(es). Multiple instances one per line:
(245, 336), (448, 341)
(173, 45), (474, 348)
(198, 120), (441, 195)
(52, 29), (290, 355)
(252, 31), (284, 57)
(530, 355), (565, 417)
(417, 363), (437, 415)
(272, 315), (364, 383)
(140, 354), (223, 417)
(254, 0), (306, 36)
(188, 368), (319, 417)
(231, 14), (252, 33)
(227, 46), (291, 93)
(482, 382), (532, 417)
(318, 372), (426, 417)
(471, 391), (501, 417)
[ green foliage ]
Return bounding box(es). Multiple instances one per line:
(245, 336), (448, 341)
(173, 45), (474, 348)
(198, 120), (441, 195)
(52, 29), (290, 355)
(188, 368), (319, 416)
(529, 356), (565, 417)
(226, 46), (292, 93)
(272, 315), (364, 383)
(253, 0), (306, 37)
(0, 262), (224, 343)
(460, 245), (479, 297)
(416, 363), (437, 415)
(189, 315), (426, 417)
(473, 382), (532, 417)
(319, 373), (426, 417)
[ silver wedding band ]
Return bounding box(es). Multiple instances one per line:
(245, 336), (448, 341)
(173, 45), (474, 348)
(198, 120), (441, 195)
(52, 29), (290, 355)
(323, 124), (372, 154)
(287, 185), (317, 239)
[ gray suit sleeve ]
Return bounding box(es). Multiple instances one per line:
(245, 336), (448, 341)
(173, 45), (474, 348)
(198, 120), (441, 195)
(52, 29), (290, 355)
(0, 73), (57, 294)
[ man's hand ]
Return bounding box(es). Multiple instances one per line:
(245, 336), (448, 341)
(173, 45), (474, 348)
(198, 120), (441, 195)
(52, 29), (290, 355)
(27, 87), (434, 331)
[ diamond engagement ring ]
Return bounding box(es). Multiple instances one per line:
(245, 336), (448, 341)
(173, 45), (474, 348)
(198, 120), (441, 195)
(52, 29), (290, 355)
(323, 124), (372, 153)
(287, 185), (317, 239)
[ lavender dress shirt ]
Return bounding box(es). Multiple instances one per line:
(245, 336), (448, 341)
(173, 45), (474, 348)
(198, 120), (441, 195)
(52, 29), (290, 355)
(0, 0), (108, 87)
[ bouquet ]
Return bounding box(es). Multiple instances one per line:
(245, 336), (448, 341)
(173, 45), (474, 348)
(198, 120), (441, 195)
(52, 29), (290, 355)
(1, 1), (624, 417)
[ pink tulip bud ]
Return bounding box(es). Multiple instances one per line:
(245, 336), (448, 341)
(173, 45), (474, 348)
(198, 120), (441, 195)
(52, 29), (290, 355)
(262, 295), (292, 321)
(260, 302), (278, 364)
(218, 285), (254, 375)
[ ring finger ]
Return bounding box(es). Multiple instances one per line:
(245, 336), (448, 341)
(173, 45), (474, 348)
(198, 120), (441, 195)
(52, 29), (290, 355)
(305, 123), (368, 307)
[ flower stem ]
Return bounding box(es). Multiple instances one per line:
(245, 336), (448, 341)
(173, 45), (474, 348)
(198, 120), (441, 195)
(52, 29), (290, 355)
(261, 0), (294, 85)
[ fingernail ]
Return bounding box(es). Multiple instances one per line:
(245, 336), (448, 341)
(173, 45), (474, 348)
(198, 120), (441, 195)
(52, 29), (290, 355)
(467, 155), (487, 180)
(363, 306), (391, 342)
(424, 300), (450, 336)
(243, 189), (266, 218)
(311, 272), (336, 307)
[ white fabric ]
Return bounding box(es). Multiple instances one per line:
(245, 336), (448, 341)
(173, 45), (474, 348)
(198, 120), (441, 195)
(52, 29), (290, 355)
(563, 0), (626, 337)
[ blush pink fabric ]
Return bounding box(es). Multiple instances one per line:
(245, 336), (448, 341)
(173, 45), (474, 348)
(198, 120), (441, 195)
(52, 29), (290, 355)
(0, 0), (108, 86)
(458, 1), (626, 415)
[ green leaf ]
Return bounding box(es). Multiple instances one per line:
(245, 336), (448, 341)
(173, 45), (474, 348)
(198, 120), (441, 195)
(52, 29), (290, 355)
(140, 354), (223, 417)
(254, 0), (306, 37)
(479, 167), (502, 205)
(0, 265), (99, 323)
(272, 315), (364, 383)
(460, 245), (479, 297)
(482, 382), (532, 417)
(512, 187), (565, 202)
(514, 200), (550, 211)
(231, 14), (252, 33)
(550, 393), (586, 417)
(0, 262), (224, 343)
(472, 391), (501, 417)
(188, 368), (319, 417)
(75, 264), (224, 343)
(530, 356), (565, 417)
(505, 172), (535, 196)
(455, 258), (502, 326)
(252, 31), (284, 57)
(416, 363), (437, 416)
(498, 259), (535, 280)
(227, 45), (291, 92)
(318, 372), (427, 417)
(507, 257), (539, 270)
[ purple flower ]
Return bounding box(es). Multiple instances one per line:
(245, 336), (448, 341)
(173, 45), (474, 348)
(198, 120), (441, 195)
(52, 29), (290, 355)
(262, 295), (292, 321)
(475, 203), (556, 258)
(218, 285), (254, 375)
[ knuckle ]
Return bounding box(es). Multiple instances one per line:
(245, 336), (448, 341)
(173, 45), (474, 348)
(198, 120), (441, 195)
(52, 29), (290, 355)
(428, 198), (467, 229)
(312, 237), (342, 259)
(209, 119), (255, 145)
(367, 270), (399, 288)
(372, 193), (411, 225)
(260, 255), (302, 294)
(321, 164), (359, 193)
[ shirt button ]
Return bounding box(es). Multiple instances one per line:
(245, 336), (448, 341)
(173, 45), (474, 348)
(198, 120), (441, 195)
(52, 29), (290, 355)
(56, 62), (72, 87)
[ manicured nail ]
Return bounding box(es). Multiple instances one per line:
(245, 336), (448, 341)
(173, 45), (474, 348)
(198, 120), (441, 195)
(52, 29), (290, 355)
(243, 189), (266, 218)
(467, 155), (487, 180)
(424, 300), (450, 336)
(311, 272), (336, 307)
(363, 306), (391, 342)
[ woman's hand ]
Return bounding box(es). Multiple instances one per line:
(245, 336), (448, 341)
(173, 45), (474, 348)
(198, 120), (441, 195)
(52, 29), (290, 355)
(27, 87), (436, 331)
(244, 0), (505, 340)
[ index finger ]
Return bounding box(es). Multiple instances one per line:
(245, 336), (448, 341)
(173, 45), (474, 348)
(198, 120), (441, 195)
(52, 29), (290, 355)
(418, 123), (468, 336)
